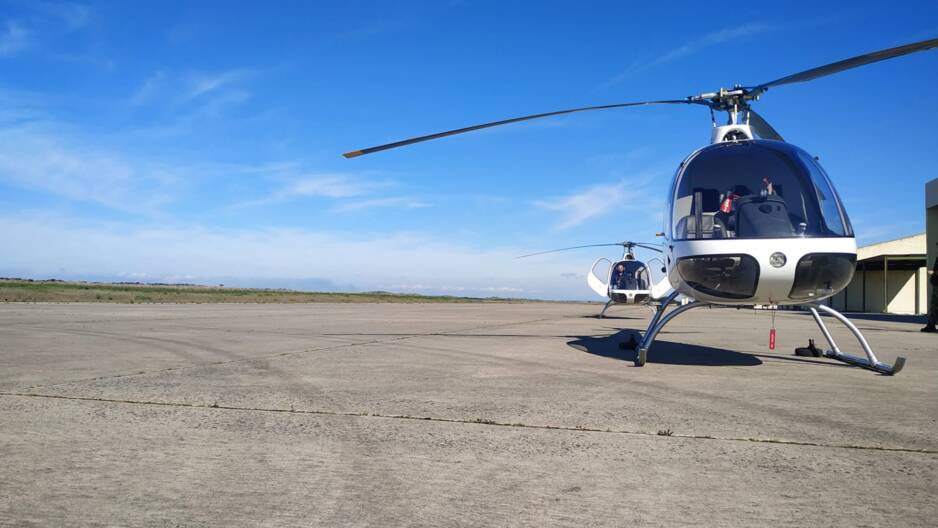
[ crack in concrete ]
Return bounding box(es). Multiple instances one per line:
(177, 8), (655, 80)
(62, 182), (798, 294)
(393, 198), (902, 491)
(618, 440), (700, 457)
(3, 391), (935, 456)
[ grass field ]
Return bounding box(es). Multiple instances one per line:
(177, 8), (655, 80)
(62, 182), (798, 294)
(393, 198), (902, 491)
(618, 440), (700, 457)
(0, 279), (532, 304)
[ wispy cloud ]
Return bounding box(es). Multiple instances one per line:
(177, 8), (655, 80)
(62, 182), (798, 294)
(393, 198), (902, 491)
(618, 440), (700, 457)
(229, 173), (397, 211)
(0, 21), (30, 56)
(0, 4), (93, 59)
(130, 68), (255, 111)
(130, 71), (166, 105)
(534, 176), (660, 229)
(33, 2), (92, 31)
(0, 123), (181, 214)
(49, 52), (116, 70)
(598, 23), (771, 90)
(277, 174), (383, 199)
(186, 69), (253, 100)
(229, 174), (430, 214)
(332, 196), (431, 212)
(0, 213), (589, 299)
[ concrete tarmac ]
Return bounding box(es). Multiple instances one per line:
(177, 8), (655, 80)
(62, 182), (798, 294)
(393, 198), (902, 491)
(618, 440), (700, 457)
(1, 302), (936, 527)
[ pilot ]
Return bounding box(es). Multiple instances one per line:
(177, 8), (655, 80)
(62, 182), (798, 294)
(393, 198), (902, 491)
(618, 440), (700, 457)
(610, 263), (626, 290)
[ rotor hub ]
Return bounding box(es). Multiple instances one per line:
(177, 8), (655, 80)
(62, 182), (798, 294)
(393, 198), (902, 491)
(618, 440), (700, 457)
(689, 85), (762, 114)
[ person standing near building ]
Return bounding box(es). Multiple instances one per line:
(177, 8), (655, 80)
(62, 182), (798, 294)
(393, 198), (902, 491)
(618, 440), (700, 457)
(923, 242), (938, 333)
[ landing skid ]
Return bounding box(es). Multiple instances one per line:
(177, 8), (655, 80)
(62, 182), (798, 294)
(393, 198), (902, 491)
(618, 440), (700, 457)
(624, 293), (905, 375)
(806, 304), (906, 376)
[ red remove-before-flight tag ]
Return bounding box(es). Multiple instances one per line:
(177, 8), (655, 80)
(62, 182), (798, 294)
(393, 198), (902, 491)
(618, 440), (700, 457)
(768, 328), (776, 350)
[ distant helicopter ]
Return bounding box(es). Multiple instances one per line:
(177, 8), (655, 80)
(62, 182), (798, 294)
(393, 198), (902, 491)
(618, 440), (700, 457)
(345, 37), (938, 375)
(518, 241), (673, 318)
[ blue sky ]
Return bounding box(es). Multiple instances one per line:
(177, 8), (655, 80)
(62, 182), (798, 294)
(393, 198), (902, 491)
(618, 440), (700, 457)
(1, 1), (936, 299)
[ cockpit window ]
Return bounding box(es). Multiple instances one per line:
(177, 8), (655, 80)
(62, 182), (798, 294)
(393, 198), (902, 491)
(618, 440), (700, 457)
(610, 261), (648, 290)
(670, 141), (853, 240)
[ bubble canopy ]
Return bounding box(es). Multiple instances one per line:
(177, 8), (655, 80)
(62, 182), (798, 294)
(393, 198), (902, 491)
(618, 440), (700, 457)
(669, 140), (853, 241)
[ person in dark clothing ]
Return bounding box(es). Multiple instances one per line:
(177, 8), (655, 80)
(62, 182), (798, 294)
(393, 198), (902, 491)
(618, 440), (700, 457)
(922, 243), (938, 333)
(610, 263), (626, 290)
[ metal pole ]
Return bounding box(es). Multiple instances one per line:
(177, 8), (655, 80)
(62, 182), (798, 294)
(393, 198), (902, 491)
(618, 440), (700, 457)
(843, 275), (848, 311)
(883, 256), (889, 313)
(862, 261), (867, 312)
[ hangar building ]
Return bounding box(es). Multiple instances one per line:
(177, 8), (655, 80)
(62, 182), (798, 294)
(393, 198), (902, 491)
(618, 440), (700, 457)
(827, 178), (937, 315)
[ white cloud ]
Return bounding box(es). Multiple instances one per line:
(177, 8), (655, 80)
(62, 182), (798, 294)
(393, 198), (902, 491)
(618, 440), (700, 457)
(332, 196), (431, 212)
(0, 21), (30, 56)
(130, 71), (166, 105)
(34, 2), (92, 31)
(598, 23), (770, 90)
(281, 174), (371, 198)
(534, 176), (661, 229)
(231, 174), (426, 212)
(0, 214), (594, 299)
(186, 69), (253, 100)
(0, 124), (180, 214)
(129, 69), (254, 116)
(0, 4), (93, 59)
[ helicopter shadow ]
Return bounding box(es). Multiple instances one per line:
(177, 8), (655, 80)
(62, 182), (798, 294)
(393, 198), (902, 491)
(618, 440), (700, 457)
(567, 329), (763, 367)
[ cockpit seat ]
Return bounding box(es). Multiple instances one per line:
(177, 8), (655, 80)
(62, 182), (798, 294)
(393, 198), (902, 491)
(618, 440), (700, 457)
(676, 214), (728, 239)
(735, 195), (794, 238)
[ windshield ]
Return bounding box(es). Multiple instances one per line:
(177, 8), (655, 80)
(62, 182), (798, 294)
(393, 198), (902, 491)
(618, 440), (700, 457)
(671, 141), (853, 240)
(610, 260), (648, 290)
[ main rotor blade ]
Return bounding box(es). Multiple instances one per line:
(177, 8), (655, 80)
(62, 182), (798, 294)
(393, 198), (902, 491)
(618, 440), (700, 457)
(632, 243), (664, 253)
(344, 100), (698, 158)
(517, 241), (662, 259)
(748, 109), (784, 141)
(748, 37), (938, 95)
(516, 243), (627, 259)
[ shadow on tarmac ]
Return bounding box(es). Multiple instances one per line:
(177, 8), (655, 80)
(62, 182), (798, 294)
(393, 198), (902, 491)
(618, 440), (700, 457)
(567, 329), (763, 367)
(837, 312), (927, 325)
(578, 315), (643, 320)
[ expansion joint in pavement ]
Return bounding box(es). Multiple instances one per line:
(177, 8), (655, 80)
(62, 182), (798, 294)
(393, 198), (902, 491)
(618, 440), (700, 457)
(2, 391), (935, 456)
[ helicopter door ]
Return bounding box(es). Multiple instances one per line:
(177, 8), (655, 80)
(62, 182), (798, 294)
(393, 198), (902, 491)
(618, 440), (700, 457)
(588, 258), (612, 298)
(645, 256), (672, 300)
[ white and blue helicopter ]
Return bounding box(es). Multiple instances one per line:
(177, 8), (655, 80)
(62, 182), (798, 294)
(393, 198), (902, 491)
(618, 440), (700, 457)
(518, 241), (675, 318)
(345, 37), (938, 375)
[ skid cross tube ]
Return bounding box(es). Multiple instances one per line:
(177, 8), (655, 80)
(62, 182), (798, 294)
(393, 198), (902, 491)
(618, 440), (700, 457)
(807, 303), (906, 375)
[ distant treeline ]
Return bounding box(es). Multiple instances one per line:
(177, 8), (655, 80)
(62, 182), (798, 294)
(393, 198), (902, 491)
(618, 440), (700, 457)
(0, 278), (542, 304)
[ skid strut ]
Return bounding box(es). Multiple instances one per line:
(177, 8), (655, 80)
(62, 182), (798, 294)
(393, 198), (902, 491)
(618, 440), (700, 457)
(807, 304), (906, 375)
(632, 291), (707, 367)
(598, 299), (614, 319)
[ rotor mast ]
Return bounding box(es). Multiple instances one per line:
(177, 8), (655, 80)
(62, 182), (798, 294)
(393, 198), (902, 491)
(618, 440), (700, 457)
(690, 86), (761, 143)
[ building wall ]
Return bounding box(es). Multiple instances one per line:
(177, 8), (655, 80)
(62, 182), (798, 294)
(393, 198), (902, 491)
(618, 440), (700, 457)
(830, 267), (927, 314)
(888, 269), (918, 314)
(843, 270), (864, 311)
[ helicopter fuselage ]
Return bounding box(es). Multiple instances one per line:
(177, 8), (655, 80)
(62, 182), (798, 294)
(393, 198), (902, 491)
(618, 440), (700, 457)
(660, 133), (857, 306)
(665, 237), (856, 305)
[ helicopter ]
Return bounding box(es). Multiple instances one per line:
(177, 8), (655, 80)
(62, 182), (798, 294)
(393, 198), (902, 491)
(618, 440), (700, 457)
(518, 241), (674, 318)
(344, 37), (938, 375)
